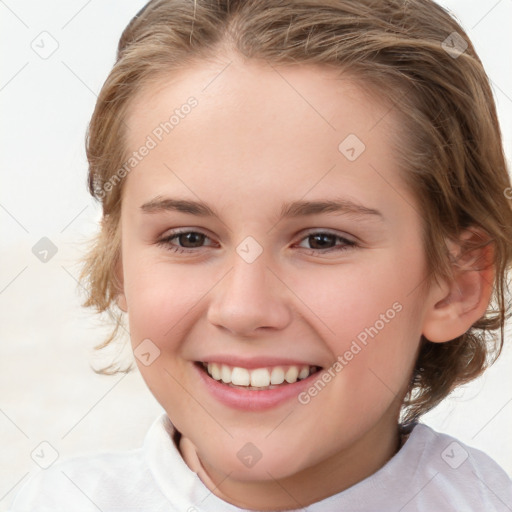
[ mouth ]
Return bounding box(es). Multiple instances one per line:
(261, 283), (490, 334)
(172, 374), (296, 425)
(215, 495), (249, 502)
(195, 361), (322, 391)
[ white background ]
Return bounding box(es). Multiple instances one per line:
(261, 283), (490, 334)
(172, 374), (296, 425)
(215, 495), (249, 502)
(1, 1), (511, 509)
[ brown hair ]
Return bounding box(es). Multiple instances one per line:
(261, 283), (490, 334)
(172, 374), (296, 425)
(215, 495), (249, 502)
(80, 0), (512, 423)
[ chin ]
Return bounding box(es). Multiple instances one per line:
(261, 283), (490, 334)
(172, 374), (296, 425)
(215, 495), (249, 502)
(199, 440), (314, 482)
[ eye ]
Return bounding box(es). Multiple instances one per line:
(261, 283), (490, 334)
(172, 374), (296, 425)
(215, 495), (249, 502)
(295, 231), (357, 254)
(156, 229), (357, 255)
(156, 230), (216, 254)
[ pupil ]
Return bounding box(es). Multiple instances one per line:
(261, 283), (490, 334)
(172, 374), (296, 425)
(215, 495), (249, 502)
(180, 232), (204, 248)
(177, 233), (336, 249)
(310, 234), (334, 249)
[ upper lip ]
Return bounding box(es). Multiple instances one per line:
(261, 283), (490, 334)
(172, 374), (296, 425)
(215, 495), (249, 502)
(196, 355), (323, 369)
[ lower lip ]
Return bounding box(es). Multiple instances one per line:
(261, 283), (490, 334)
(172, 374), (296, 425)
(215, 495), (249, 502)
(194, 362), (322, 411)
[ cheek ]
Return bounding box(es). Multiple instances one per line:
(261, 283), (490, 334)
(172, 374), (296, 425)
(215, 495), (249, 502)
(123, 253), (215, 347)
(121, 256), (211, 414)
(291, 253), (417, 343)
(292, 252), (423, 399)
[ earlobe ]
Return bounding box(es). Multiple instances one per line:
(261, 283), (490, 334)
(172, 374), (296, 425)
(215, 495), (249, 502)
(421, 229), (494, 343)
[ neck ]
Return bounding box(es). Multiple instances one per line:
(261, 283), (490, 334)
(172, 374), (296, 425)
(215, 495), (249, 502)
(179, 412), (402, 511)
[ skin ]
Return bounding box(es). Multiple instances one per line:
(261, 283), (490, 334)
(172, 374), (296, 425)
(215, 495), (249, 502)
(115, 55), (493, 510)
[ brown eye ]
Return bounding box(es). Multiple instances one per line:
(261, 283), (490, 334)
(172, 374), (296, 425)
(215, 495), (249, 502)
(156, 230), (215, 253)
(307, 233), (337, 250)
(176, 232), (206, 248)
(296, 231), (357, 254)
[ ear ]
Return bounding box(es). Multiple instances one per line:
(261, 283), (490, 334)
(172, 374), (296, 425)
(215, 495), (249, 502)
(422, 228), (494, 343)
(114, 253), (128, 313)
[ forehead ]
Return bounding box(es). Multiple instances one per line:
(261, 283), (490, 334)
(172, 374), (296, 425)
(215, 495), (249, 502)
(125, 58), (391, 147)
(121, 58), (408, 219)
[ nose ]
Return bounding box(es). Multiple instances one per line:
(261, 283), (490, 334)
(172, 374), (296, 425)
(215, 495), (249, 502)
(207, 251), (292, 337)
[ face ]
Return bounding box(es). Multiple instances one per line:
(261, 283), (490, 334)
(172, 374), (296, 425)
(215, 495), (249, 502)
(116, 56), (432, 502)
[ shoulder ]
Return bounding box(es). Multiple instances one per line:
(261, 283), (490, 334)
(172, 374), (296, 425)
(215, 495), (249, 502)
(402, 423), (512, 511)
(8, 448), (166, 512)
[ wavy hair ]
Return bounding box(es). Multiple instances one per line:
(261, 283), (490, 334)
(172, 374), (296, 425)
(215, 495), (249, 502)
(79, 0), (512, 423)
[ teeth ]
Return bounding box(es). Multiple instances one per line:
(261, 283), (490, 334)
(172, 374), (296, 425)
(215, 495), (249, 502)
(270, 366), (285, 385)
(208, 362), (221, 380)
(298, 366), (309, 379)
(251, 368), (270, 387)
(202, 362), (317, 388)
(285, 366), (299, 383)
(221, 364), (232, 383)
(231, 367), (250, 386)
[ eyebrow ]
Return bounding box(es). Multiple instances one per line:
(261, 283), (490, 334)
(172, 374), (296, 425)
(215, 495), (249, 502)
(140, 195), (384, 221)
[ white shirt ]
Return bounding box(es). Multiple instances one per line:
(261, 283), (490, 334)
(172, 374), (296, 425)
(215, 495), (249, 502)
(9, 413), (512, 511)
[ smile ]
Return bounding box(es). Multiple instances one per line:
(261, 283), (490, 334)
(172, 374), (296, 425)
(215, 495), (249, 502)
(199, 361), (321, 390)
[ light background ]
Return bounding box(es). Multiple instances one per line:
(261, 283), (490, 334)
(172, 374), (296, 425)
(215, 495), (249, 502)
(1, 0), (511, 509)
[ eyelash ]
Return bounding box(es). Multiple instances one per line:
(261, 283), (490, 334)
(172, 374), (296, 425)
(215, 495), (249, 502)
(155, 229), (357, 255)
